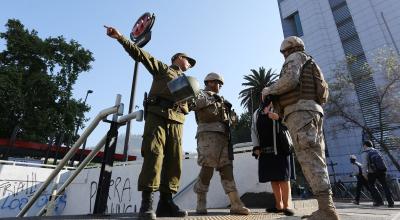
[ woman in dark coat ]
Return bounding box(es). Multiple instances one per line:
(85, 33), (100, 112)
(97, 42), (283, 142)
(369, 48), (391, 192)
(251, 98), (295, 216)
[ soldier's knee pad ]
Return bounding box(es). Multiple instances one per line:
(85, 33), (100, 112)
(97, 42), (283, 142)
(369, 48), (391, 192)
(199, 166), (214, 184)
(219, 165), (234, 181)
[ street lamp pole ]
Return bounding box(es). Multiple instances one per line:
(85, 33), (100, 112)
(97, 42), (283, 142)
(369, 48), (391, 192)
(74, 90), (93, 138)
(71, 89), (93, 165)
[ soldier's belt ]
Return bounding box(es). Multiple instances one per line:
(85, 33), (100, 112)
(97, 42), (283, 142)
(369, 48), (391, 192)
(146, 96), (183, 113)
(146, 96), (175, 108)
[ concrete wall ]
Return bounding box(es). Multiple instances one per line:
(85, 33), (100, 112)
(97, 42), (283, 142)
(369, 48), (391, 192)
(0, 148), (271, 217)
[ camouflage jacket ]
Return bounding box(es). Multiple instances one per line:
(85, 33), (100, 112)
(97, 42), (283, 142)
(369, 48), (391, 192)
(265, 51), (323, 118)
(192, 89), (231, 136)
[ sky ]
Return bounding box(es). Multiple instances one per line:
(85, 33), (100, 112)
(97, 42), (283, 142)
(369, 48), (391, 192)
(0, 0), (285, 154)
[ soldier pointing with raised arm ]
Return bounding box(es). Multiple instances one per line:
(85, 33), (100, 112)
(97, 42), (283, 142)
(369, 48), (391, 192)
(105, 25), (195, 220)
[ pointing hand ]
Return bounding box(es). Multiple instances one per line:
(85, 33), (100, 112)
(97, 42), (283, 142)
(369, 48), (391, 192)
(104, 25), (122, 40)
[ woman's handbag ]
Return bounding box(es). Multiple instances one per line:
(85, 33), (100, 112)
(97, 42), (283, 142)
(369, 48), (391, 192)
(277, 121), (294, 155)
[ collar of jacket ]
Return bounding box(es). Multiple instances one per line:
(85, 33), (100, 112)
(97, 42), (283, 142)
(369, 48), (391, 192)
(170, 64), (183, 73)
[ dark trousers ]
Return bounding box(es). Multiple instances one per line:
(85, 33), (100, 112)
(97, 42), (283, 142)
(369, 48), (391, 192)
(355, 175), (371, 202)
(367, 172), (394, 205)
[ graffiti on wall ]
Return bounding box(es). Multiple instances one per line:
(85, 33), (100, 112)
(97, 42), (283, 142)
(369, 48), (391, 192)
(0, 172), (67, 216)
(89, 176), (132, 214)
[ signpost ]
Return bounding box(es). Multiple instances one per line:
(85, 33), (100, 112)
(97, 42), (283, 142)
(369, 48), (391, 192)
(123, 13), (155, 161)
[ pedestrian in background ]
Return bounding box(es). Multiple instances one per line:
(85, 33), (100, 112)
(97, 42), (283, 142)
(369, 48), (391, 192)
(361, 140), (394, 208)
(349, 155), (374, 205)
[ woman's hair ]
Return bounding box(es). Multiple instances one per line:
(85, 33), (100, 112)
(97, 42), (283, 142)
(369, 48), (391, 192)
(260, 95), (274, 109)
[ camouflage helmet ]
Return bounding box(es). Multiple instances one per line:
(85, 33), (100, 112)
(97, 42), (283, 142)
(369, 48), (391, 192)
(280, 36), (305, 53)
(204, 72), (224, 85)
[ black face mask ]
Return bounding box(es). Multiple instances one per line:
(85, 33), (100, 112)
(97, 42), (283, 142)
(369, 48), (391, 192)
(350, 159), (356, 163)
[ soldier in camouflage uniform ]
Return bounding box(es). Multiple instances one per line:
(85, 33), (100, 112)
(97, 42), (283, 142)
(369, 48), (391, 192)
(106, 26), (195, 220)
(191, 73), (250, 215)
(262, 36), (340, 220)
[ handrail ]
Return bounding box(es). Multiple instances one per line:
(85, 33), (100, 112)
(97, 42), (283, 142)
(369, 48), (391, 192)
(173, 177), (198, 201)
(17, 101), (122, 217)
(36, 110), (143, 216)
(0, 160), (75, 170)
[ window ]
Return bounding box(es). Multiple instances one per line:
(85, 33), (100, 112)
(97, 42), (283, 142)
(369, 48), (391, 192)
(283, 11), (303, 37)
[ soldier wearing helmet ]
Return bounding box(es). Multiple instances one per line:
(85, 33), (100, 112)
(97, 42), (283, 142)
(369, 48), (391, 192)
(191, 72), (249, 215)
(262, 36), (339, 220)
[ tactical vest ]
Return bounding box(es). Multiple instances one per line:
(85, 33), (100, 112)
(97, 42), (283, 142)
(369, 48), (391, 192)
(278, 56), (318, 108)
(196, 92), (229, 124)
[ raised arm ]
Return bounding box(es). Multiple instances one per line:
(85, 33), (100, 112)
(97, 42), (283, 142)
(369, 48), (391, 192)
(105, 25), (168, 75)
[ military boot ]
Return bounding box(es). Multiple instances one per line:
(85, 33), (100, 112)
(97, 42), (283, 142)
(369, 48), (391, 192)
(138, 191), (156, 220)
(156, 192), (188, 217)
(303, 195), (340, 220)
(196, 193), (207, 214)
(227, 191), (250, 215)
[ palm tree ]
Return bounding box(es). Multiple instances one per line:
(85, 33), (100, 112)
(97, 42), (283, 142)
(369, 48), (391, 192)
(239, 67), (278, 113)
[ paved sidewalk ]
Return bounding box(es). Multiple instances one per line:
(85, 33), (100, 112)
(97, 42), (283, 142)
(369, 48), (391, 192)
(8, 201), (400, 220)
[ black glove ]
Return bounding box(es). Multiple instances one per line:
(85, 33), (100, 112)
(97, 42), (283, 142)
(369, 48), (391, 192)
(224, 100), (232, 109)
(252, 146), (261, 159)
(213, 94), (222, 102)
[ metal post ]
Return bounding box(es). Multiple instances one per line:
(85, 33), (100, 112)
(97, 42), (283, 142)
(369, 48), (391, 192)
(53, 133), (64, 165)
(78, 139), (88, 165)
(44, 135), (54, 164)
(123, 61), (140, 161)
(74, 90), (93, 138)
(2, 125), (19, 159)
(72, 90), (93, 166)
(93, 95), (121, 214)
(328, 160), (338, 184)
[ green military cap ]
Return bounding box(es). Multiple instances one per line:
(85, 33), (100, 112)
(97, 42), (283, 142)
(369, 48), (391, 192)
(171, 52), (196, 67)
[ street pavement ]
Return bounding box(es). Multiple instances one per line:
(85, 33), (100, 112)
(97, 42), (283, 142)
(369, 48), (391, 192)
(7, 201), (400, 220)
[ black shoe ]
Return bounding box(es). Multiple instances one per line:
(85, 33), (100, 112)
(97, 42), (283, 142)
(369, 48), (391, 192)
(138, 191), (156, 220)
(388, 203), (394, 208)
(266, 207), (283, 213)
(283, 208), (295, 216)
(156, 192), (188, 217)
(352, 200), (360, 205)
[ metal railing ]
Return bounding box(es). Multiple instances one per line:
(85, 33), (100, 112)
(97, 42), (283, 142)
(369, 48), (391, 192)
(17, 95), (144, 217)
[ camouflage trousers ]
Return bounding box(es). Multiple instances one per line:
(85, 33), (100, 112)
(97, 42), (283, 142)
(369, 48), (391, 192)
(285, 110), (332, 196)
(193, 165), (237, 194)
(196, 132), (231, 168)
(194, 132), (236, 194)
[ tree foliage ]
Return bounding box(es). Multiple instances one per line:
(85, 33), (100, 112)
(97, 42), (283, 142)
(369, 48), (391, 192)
(0, 19), (94, 145)
(231, 111), (252, 145)
(239, 67), (278, 113)
(325, 48), (400, 171)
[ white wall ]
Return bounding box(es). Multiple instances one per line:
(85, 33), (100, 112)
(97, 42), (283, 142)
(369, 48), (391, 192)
(0, 150), (271, 217)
